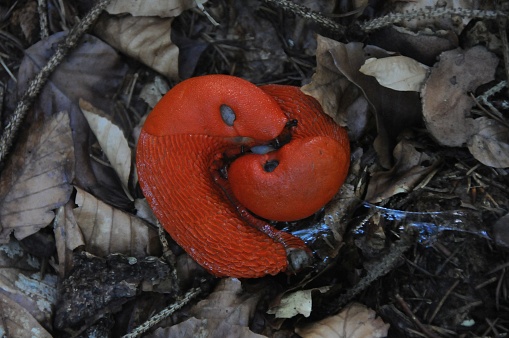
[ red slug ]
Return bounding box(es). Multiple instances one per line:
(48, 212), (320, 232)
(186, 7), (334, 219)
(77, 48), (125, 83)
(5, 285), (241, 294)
(136, 75), (350, 278)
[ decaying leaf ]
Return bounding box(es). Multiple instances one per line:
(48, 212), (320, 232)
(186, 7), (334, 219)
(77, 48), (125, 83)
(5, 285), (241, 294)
(73, 187), (160, 257)
(106, 0), (204, 17)
(267, 287), (330, 318)
(422, 46), (498, 147)
(0, 111), (74, 243)
(16, 31), (129, 209)
(53, 202), (85, 277)
(151, 278), (265, 338)
(366, 139), (435, 203)
(467, 117), (509, 168)
(359, 56), (429, 92)
(0, 241), (58, 330)
(0, 294), (52, 338)
(80, 99), (133, 200)
(95, 14), (179, 79)
(296, 302), (389, 338)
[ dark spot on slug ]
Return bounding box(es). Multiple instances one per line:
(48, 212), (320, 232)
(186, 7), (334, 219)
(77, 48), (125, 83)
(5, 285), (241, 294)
(286, 119), (298, 128)
(272, 119), (297, 149)
(220, 104), (236, 126)
(264, 160), (279, 173)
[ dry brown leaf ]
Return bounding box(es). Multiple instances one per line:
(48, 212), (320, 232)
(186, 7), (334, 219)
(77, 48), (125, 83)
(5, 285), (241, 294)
(359, 56), (429, 92)
(422, 46), (498, 147)
(16, 31), (130, 209)
(366, 139), (435, 203)
(301, 36), (366, 129)
(0, 111), (74, 243)
(0, 241), (58, 330)
(0, 294), (52, 338)
(73, 187), (160, 257)
(296, 302), (389, 338)
(95, 15), (179, 79)
(467, 117), (509, 168)
(80, 99), (133, 200)
(150, 278), (266, 338)
(107, 0), (203, 17)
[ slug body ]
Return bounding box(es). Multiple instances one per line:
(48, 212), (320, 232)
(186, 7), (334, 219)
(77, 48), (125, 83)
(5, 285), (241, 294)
(136, 75), (349, 278)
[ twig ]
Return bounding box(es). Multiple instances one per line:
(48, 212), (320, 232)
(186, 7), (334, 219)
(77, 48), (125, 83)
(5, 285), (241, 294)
(395, 294), (442, 338)
(37, 0), (49, 39)
(361, 7), (504, 32)
(0, 0), (111, 164)
(0, 55), (17, 83)
(263, 1), (506, 38)
(332, 239), (411, 310)
(261, 0), (345, 36)
(156, 220), (179, 291)
(427, 279), (459, 323)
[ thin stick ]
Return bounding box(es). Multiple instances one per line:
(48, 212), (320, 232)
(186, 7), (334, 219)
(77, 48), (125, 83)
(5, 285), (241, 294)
(37, 0), (49, 39)
(428, 279), (460, 323)
(261, 0), (345, 36)
(395, 294), (442, 338)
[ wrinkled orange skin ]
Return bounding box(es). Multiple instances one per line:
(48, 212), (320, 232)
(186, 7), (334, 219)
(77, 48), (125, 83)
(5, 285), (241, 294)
(136, 75), (350, 278)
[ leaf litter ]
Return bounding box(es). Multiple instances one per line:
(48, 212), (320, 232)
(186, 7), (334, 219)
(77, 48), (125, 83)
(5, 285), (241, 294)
(0, 0), (509, 337)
